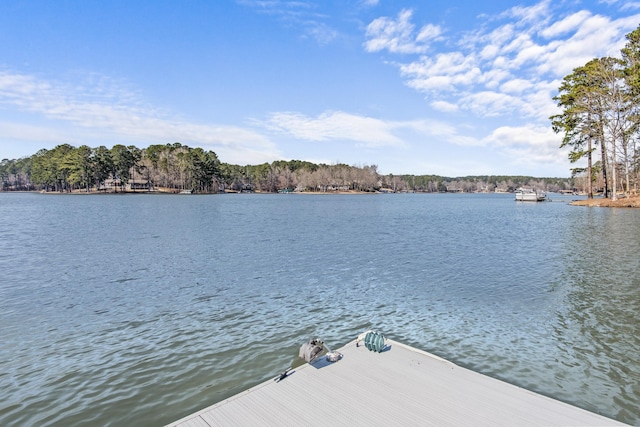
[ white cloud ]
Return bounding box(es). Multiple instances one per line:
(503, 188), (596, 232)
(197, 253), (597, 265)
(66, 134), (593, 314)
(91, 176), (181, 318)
(367, 2), (640, 123)
(500, 78), (533, 94)
(416, 24), (443, 43)
(364, 9), (441, 54)
(479, 68), (512, 90)
(359, 1), (640, 175)
(238, 0), (340, 46)
(0, 71), (280, 164)
(0, 121), (75, 144)
(479, 43), (500, 61)
(483, 24), (516, 50)
(483, 124), (567, 167)
(603, 0), (640, 10)
(523, 81), (561, 121)
(502, 0), (551, 28)
(540, 10), (591, 38)
(536, 14), (628, 76)
(263, 110), (407, 147)
(620, 2), (640, 11)
(400, 52), (481, 91)
(501, 33), (534, 56)
(431, 100), (459, 112)
(261, 110), (487, 150)
(305, 22), (339, 45)
(512, 42), (548, 68)
(461, 91), (524, 117)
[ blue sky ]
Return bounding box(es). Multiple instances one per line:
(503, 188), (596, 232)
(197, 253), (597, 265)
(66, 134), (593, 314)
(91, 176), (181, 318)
(1, 0), (639, 177)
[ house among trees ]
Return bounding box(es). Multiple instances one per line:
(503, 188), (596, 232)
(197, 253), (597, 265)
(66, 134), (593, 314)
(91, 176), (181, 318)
(101, 179), (150, 192)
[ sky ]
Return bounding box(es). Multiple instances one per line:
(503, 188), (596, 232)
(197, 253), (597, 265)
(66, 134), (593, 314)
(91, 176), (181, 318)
(1, 0), (639, 177)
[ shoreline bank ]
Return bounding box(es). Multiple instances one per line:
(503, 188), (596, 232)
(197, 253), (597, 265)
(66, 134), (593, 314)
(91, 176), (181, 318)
(570, 195), (640, 208)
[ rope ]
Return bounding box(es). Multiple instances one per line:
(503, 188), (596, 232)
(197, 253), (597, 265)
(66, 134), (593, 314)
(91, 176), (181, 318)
(356, 330), (386, 352)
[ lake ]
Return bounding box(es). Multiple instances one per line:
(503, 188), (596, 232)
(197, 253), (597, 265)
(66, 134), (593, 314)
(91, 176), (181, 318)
(0, 192), (639, 426)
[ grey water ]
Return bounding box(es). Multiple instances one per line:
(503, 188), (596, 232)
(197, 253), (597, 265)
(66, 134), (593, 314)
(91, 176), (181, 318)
(0, 192), (639, 426)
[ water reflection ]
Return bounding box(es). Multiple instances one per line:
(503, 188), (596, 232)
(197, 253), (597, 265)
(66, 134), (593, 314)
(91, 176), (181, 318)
(553, 207), (640, 420)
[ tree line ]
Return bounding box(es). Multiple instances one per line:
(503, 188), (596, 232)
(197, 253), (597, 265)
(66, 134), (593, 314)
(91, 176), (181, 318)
(0, 143), (221, 193)
(1, 142), (573, 194)
(552, 25), (640, 200)
(6, 28), (640, 196)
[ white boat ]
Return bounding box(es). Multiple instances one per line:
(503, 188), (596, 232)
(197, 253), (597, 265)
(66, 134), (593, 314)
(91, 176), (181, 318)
(515, 188), (546, 201)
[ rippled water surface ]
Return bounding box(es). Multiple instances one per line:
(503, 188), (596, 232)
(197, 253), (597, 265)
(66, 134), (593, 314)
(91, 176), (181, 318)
(1, 192), (639, 426)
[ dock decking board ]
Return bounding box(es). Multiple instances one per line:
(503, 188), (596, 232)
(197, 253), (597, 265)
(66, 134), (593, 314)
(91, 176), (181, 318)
(167, 339), (625, 426)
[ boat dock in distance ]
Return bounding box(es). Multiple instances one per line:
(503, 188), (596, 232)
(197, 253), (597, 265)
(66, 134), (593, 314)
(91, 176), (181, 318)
(515, 187), (547, 202)
(167, 337), (625, 426)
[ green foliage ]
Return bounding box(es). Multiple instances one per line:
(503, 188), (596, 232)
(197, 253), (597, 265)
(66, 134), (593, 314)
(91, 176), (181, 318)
(621, 25), (640, 95)
(30, 144), (77, 191)
(0, 156), (33, 190)
(92, 146), (114, 187)
(110, 144), (135, 184)
(550, 24), (640, 198)
(2, 142), (221, 193)
(4, 140), (577, 193)
(65, 145), (93, 191)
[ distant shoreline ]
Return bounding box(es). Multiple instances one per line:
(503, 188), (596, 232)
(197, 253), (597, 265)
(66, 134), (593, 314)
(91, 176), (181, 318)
(2, 189), (380, 195)
(5, 190), (639, 206)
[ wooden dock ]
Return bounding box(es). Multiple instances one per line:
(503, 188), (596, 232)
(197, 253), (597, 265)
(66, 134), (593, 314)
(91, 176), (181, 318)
(167, 338), (625, 426)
